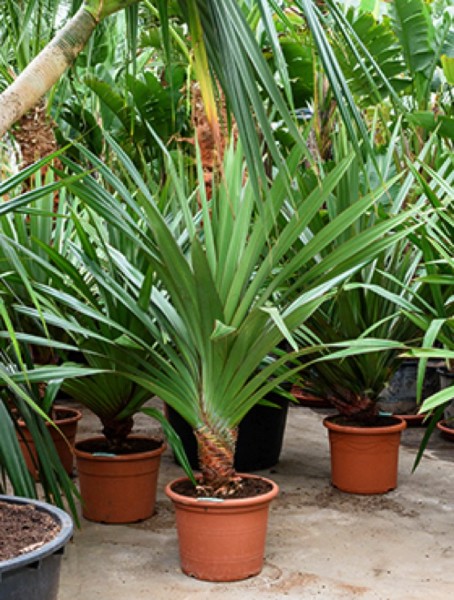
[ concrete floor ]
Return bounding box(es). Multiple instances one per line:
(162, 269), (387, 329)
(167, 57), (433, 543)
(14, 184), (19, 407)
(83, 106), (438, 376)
(59, 403), (454, 600)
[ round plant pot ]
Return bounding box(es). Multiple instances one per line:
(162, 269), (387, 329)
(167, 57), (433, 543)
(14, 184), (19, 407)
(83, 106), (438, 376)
(0, 495), (73, 600)
(323, 415), (407, 495)
(166, 393), (289, 472)
(18, 406), (82, 479)
(436, 419), (454, 441)
(290, 385), (333, 409)
(165, 475), (279, 582)
(75, 435), (166, 524)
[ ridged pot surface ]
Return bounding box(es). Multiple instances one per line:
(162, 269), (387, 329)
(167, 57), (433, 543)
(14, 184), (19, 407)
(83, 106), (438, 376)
(165, 475), (279, 582)
(18, 406), (82, 478)
(75, 436), (165, 523)
(323, 416), (406, 494)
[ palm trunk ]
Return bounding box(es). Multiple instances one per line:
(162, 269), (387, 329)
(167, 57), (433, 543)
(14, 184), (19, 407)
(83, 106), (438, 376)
(0, 6), (98, 138)
(195, 424), (238, 494)
(0, 0), (141, 138)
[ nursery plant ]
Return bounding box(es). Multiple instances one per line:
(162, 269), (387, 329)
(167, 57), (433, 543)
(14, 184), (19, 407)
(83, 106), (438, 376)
(401, 158), (454, 464)
(0, 186), (192, 523)
(0, 158), (85, 512)
(3, 125), (419, 576)
(288, 121), (439, 422)
(48, 139), (418, 488)
(281, 123), (433, 494)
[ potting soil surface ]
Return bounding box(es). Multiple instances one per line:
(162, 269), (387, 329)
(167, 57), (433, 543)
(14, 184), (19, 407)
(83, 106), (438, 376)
(59, 401), (454, 600)
(0, 501), (60, 561)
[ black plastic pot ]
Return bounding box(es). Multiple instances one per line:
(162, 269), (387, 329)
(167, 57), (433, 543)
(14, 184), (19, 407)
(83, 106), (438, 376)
(167, 392), (289, 472)
(0, 495), (73, 600)
(438, 367), (454, 390)
(378, 360), (441, 416)
(438, 367), (454, 422)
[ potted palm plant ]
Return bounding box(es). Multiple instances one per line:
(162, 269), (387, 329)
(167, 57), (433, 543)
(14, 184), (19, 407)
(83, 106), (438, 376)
(0, 155), (84, 477)
(62, 343), (168, 525)
(4, 231), (192, 524)
(34, 135), (415, 580)
(299, 261), (418, 495)
(402, 161), (454, 455)
(286, 128), (427, 495)
(0, 155), (188, 523)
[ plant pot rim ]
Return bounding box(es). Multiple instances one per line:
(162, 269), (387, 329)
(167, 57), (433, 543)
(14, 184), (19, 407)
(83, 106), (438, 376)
(74, 435), (166, 462)
(290, 386), (333, 408)
(0, 495), (73, 574)
(165, 474), (279, 508)
(436, 419), (454, 439)
(323, 414), (406, 435)
(396, 412), (427, 426)
(437, 367), (454, 378)
(17, 405), (82, 428)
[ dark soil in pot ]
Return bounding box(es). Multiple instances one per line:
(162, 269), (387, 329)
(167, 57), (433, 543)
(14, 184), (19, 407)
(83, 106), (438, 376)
(171, 476), (273, 499)
(0, 502), (60, 561)
(329, 415), (403, 428)
(75, 437), (162, 455)
(0, 495), (73, 600)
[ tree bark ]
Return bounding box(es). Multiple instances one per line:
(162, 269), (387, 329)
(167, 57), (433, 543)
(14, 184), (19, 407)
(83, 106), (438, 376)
(0, 7), (97, 138)
(195, 423), (238, 494)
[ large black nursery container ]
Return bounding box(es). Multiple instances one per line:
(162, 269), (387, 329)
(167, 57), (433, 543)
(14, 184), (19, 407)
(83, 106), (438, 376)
(167, 391), (290, 471)
(0, 495), (73, 600)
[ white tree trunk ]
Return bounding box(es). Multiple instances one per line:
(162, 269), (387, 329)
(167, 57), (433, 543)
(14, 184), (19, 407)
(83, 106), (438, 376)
(0, 7), (97, 138)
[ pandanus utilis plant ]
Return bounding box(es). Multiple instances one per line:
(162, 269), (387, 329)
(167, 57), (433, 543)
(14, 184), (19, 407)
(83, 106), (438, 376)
(11, 136), (418, 496)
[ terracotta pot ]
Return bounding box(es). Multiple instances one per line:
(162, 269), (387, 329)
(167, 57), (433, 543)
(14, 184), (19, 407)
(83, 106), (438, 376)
(165, 475), (279, 582)
(323, 415), (407, 495)
(18, 406), (82, 479)
(436, 419), (454, 441)
(75, 436), (165, 524)
(290, 385), (333, 409)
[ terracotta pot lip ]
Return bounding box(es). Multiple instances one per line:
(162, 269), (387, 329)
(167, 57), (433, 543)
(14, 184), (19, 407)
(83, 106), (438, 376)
(436, 419), (454, 436)
(290, 386), (333, 408)
(323, 414), (407, 434)
(74, 435), (166, 461)
(397, 412), (426, 426)
(52, 405), (83, 424)
(165, 474), (279, 507)
(18, 405), (82, 428)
